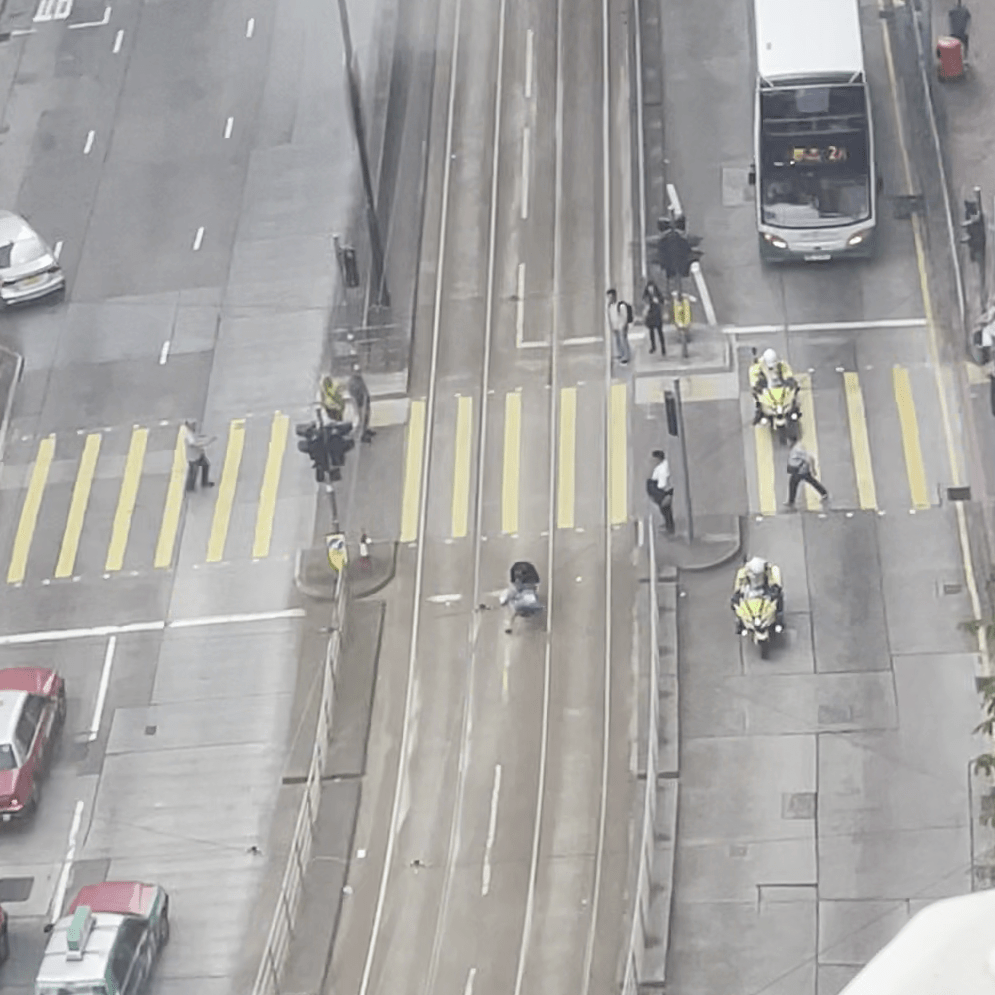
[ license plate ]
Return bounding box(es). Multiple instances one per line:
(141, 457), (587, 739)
(803, 253), (831, 262)
(19, 275), (43, 288)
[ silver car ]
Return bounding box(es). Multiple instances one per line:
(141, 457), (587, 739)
(0, 211), (64, 304)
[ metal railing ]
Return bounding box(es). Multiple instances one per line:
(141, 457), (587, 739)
(251, 569), (347, 995)
(622, 521), (662, 995)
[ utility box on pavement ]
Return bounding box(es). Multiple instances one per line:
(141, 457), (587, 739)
(936, 36), (965, 80)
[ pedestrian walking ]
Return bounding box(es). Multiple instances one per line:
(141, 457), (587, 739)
(643, 281), (666, 355)
(348, 371), (376, 443)
(646, 449), (675, 534)
(606, 288), (632, 365)
(785, 442), (828, 509)
(949, 2), (970, 57)
(183, 420), (216, 493)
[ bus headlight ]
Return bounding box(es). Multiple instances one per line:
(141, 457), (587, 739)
(763, 234), (788, 249)
(847, 230), (871, 247)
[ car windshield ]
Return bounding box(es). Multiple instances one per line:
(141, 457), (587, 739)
(0, 743), (16, 772)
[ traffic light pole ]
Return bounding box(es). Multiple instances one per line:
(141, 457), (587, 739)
(673, 378), (694, 542)
(325, 483), (341, 533)
(335, 0), (390, 308)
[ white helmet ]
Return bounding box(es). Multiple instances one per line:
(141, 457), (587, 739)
(762, 348), (778, 370)
(746, 556), (767, 582)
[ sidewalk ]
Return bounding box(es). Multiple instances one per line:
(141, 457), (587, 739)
(916, 0), (995, 886)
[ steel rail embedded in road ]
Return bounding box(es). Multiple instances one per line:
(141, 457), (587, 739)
(355, 0), (466, 992)
(421, 0), (512, 987)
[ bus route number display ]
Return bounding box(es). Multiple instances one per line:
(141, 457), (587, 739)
(790, 145), (848, 164)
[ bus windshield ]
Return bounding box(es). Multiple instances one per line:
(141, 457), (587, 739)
(759, 85), (871, 228)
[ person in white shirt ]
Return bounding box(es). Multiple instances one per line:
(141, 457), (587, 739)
(647, 449), (675, 534)
(606, 288), (632, 365)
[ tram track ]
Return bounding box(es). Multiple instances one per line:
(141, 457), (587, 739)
(349, 0), (628, 989)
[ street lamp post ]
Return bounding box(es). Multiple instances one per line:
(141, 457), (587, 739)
(335, 0), (390, 308)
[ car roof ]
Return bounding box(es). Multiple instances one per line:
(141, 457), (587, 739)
(0, 211), (35, 242)
(0, 666), (55, 695)
(0, 691), (27, 746)
(69, 882), (159, 918)
(36, 912), (123, 985)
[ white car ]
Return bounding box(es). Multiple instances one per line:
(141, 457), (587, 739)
(0, 211), (64, 304)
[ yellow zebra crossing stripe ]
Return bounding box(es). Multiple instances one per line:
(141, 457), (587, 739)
(55, 433), (101, 578)
(795, 373), (822, 512)
(207, 419), (245, 563)
(154, 427), (187, 569)
(7, 436), (55, 584)
(753, 423), (777, 516)
(253, 413), (288, 559)
(451, 395), (473, 539)
(502, 391), (521, 535)
(105, 427), (148, 572)
(557, 386), (576, 529)
(893, 366), (930, 510)
(843, 372), (877, 510)
(400, 400), (426, 543)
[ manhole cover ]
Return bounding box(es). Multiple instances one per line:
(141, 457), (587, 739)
(782, 792), (816, 820)
(819, 703), (853, 724)
(721, 166), (753, 207)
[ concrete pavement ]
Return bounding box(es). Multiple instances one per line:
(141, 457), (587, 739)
(646, 0), (992, 994)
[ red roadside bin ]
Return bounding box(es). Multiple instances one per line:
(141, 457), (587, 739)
(937, 35), (965, 80)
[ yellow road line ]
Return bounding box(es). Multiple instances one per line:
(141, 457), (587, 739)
(207, 419), (245, 562)
(502, 391), (521, 534)
(893, 366), (930, 509)
(400, 400), (426, 543)
(155, 428), (187, 569)
(753, 424), (777, 515)
(105, 427), (148, 572)
(55, 433), (101, 579)
(796, 373), (822, 511)
(253, 412), (288, 559)
(842, 372), (877, 510)
(451, 395), (473, 539)
(609, 383), (627, 525)
(557, 386), (577, 529)
(7, 435), (55, 584)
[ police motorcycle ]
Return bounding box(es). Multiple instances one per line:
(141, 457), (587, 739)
(731, 557), (784, 659)
(750, 347), (801, 446)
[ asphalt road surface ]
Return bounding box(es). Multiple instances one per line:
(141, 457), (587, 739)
(0, 0), (389, 989)
(327, 0), (638, 993)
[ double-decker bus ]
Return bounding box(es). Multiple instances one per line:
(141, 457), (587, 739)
(751, 0), (879, 261)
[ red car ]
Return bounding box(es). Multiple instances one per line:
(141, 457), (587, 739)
(0, 668), (65, 820)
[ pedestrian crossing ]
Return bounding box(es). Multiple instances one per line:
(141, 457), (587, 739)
(745, 364), (940, 515)
(0, 413), (303, 586)
(399, 382), (629, 542)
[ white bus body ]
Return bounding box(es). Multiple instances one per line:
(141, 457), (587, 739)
(752, 0), (878, 261)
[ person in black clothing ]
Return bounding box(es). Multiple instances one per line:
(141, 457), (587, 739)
(949, 2), (970, 56)
(643, 281), (665, 355)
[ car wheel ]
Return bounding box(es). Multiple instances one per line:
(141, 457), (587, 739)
(24, 784), (40, 818)
(158, 912), (170, 946)
(0, 923), (9, 962)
